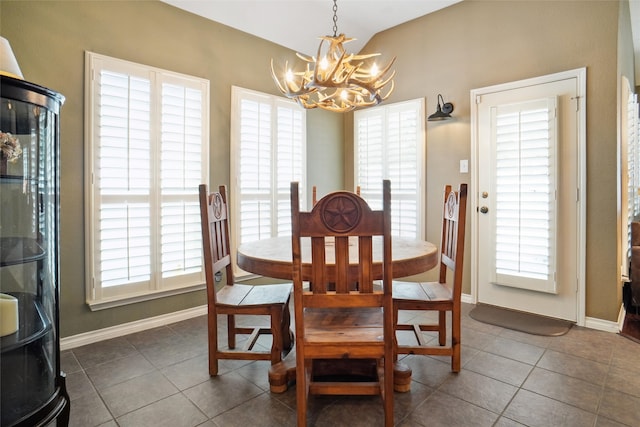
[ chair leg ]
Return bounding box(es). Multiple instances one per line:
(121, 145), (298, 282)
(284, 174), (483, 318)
(208, 311), (218, 376)
(392, 304), (399, 362)
(281, 299), (293, 351)
(270, 307), (284, 365)
(438, 310), (447, 346)
(296, 359), (309, 427)
(384, 357), (394, 427)
(227, 314), (236, 349)
(451, 308), (461, 372)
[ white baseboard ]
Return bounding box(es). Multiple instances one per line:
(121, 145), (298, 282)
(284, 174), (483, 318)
(60, 305), (207, 351)
(61, 297), (624, 351)
(584, 316), (621, 334)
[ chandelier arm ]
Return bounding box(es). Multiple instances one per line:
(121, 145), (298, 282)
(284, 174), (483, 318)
(270, 59), (290, 94)
(351, 52), (381, 61)
(372, 71), (396, 90)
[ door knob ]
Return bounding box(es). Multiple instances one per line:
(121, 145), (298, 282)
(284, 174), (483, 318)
(480, 206), (489, 214)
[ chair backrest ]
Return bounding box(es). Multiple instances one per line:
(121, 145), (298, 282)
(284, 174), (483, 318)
(437, 184), (468, 296)
(291, 180), (392, 306)
(199, 184), (235, 296)
(312, 185), (361, 206)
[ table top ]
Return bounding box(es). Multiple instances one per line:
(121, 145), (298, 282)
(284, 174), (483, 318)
(237, 236), (438, 280)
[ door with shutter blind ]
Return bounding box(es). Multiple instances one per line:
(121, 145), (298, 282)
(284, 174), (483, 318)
(472, 69), (585, 322)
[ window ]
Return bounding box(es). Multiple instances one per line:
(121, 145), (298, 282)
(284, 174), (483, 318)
(491, 98), (557, 291)
(230, 86), (306, 274)
(354, 98), (425, 238)
(85, 52), (209, 309)
(621, 76), (640, 280)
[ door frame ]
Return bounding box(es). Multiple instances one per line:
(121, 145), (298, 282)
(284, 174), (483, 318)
(469, 68), (587, 327)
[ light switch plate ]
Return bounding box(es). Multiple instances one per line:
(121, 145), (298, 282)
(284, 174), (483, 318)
(460, 159), (468, 173)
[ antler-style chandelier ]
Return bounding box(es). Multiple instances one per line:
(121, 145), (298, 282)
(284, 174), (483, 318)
(270, 0), (396, 113)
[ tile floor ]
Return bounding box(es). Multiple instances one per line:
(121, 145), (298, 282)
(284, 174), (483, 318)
(62, 303), (640, 426)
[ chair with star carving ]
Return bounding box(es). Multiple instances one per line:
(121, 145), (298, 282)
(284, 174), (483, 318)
(290, 180), (394, 427)
(393, 183), (467, 373)
(198, 184), (293, 375)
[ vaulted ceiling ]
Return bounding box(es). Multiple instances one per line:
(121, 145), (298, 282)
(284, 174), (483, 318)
(162, 0), (640, 84)
(160, 0), (462, 56)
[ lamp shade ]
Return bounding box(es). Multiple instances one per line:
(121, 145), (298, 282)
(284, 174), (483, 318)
(0, 37), (23, 79)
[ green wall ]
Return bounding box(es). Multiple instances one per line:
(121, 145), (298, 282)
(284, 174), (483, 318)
(0, 0), (633, 336)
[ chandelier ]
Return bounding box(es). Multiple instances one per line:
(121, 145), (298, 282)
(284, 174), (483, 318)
(270, 0), (396, 113)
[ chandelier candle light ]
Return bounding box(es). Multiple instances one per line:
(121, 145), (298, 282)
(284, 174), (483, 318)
(270, 0), (396, 113)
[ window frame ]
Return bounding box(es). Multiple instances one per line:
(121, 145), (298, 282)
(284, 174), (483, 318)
(84, 52), (210, 310)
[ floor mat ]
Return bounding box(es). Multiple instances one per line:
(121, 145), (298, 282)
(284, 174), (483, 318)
(469, 304), (573, 336)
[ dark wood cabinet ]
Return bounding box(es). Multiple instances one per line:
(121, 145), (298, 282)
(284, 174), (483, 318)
(0, 75), (69, 427)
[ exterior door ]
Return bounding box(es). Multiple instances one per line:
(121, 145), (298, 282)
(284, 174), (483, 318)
(472, 69), (585, 322)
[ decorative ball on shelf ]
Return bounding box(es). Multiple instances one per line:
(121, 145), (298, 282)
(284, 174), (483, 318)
(0, 131), (21, 162)
(0, 130), (21, 175)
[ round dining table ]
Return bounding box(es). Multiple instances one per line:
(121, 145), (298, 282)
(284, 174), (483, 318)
(236, 235), (438, 394)
(237, 235), (438, 280)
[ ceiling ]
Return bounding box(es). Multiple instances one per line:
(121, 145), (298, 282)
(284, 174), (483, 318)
(160, 0), (462, 56)
(163, 0), (640, 83)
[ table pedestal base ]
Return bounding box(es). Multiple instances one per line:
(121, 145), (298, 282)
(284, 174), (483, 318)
(268, 349), (412, 393)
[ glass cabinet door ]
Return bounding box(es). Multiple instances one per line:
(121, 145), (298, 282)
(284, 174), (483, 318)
(0, 76), (68, 427)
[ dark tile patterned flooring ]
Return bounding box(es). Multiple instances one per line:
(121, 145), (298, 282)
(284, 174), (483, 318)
(62, 303), (640, 426)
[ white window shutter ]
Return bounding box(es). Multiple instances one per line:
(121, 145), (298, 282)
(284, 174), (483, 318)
(231, 86), (306, 254)
(491, 98), (558, 292)
(160, 83), (204, 286)
(97, 69), (152, 290)
(86, 52), (209, 306)
(355, 98), (424, 239)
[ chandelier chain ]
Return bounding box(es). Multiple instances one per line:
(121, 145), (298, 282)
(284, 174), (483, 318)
(332, 0), (338, 37)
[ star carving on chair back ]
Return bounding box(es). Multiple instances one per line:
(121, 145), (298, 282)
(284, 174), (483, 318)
(446, 192), (456, 220)
(320, 194), (361, 233)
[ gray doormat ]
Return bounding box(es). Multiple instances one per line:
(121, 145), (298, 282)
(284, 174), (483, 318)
(469, 304), (573, 336)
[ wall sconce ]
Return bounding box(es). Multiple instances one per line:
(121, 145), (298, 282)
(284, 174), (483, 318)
(428, 94), (453, 121)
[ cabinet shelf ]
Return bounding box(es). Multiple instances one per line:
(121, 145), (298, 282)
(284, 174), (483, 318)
(0, 292), (52, 354)
(0, 174), (37, 181)
(0, 237), (45, 267)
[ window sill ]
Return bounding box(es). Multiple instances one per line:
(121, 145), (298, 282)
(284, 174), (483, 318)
(87, 283), (206, 311)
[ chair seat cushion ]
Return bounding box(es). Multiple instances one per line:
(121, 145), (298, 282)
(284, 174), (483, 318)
(392, 280), (452, 302)
(217, 283), (292, 307)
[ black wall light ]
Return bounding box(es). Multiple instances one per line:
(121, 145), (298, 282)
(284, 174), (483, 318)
(428, 94), (454, 121)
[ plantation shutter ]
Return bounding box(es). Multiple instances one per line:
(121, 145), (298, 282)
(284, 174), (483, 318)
(232, 86), (305, 250)
(622, 78), (640, 280)
(490, 97), (558, 293)
(160, 82), (205, 287)
(355, 98), (424, 239)
(95, 67), (153, 296)
(87, 53), (209, 305)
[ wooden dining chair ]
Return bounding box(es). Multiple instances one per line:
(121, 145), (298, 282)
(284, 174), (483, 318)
(291, 180), (394, 427)
(392, 183), (468, 374)
(198, 184), (293, 376)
